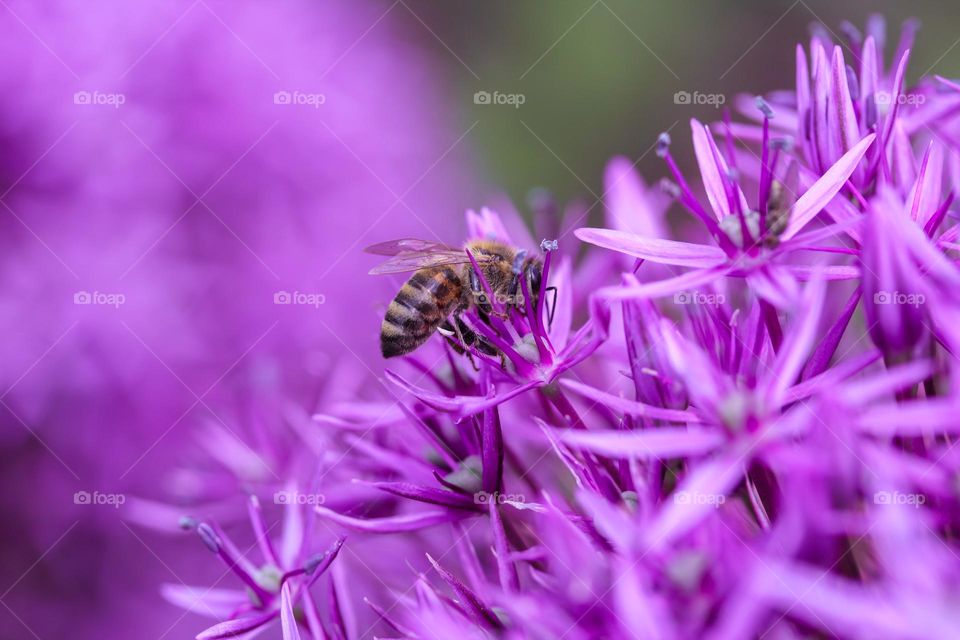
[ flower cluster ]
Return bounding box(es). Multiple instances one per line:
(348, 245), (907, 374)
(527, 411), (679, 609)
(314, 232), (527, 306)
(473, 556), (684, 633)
(157, 16), (960, 640)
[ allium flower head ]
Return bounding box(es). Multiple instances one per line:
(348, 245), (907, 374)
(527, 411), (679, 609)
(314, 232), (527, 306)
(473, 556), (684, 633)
(167, 495), (344, 639)
(115, 12), (960, 640)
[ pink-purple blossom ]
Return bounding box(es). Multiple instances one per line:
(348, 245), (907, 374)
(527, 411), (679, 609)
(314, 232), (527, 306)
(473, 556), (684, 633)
(6, 9), (960, 640)
(154, 16), (960, 640)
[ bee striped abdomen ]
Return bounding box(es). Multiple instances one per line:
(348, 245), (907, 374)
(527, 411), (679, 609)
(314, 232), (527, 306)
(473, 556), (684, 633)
(381, 267), (462, 358)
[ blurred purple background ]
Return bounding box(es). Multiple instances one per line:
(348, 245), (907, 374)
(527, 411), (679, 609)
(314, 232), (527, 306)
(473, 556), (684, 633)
(0, 1), (473, 637)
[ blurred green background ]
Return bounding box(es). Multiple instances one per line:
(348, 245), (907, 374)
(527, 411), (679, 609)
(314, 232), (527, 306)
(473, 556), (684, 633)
(401, 0), (960, 220)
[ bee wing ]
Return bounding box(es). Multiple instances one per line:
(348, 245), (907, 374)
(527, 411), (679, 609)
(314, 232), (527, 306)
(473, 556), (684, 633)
(368, 251), (480, 275)
(364, 238), (460, 256)
(366, 239), (496, 275)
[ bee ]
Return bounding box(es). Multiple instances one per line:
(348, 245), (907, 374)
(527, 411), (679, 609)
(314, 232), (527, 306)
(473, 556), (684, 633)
(762, 160), (799, 248)
(366, 238), (550, 360)
(719, 160), (798, 249)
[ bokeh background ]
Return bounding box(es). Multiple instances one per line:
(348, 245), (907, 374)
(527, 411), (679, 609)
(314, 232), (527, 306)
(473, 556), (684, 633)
(416, 0), (960, 207)
(1, 0), (957, 638)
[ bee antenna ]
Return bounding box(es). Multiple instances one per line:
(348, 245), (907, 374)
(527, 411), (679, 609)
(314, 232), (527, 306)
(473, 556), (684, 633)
(545, 286), (558, 328)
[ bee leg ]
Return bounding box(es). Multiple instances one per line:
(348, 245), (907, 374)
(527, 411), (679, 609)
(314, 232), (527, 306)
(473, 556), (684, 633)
(445, 316), (480, 372)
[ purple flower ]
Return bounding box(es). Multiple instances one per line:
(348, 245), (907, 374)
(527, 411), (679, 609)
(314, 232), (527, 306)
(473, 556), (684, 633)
(165, 495), (344, 639)
(14, 9), (960, 640)
(576, 116), (874, 309)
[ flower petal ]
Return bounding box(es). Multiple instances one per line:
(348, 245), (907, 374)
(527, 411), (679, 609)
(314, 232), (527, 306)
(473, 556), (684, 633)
(644, 450), (746, 550)
(575, 228), (726, 267)
(782, 133), (876, 240)
(603, 155), (668, 239)
(315, 505), (466, 532)
(196, 612), (278, 640)
(559, 378), (701, 423)
(691, 119), (749, 219)
(598, 266), (731, 301)
(280, 583), (302, 640)
(161, 585), (248, 620)
(561, 427), (724, 459)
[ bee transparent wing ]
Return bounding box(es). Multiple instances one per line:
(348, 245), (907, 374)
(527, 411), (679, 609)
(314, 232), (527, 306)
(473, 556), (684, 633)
(365, 238), (492, 275)
(364, 238), (458, 256)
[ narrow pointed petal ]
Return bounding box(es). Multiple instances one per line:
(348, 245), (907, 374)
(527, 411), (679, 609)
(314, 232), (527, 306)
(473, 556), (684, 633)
(644, 451), (746, 550)
(315, 505), (466, 532)
(560, 378), (702, 423)
(575, 228), (726, 267)
(561, 427), (724, 459)
(857, 399), (960, 436)
(831, 46), (860, 157)
(598, 266), (731, 301)
(604, 155), (668, 238)
(691, 119), (750, 219)
(369, 482), (480, 510)
(280, 583), (302, 640)
(161, 585), (248, 620)
(783, 133), (876, 240)
(764, 278), (825, 406)
(426, 554), (503, 629)
(196, 612), (278, 640)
